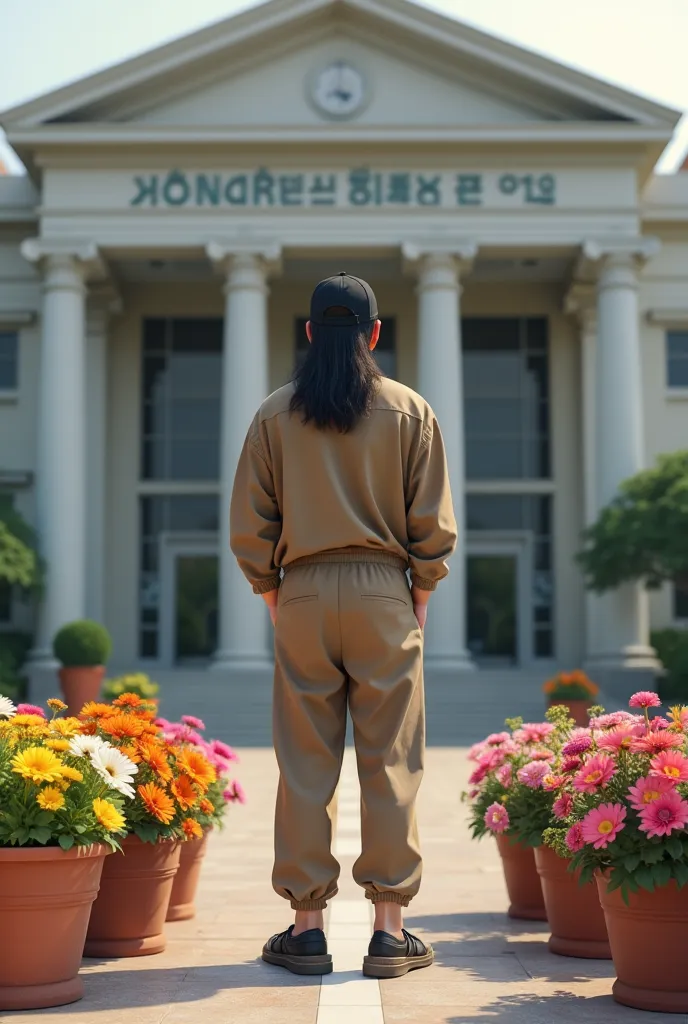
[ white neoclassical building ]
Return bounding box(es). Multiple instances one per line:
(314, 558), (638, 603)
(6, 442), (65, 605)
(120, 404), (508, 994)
(1, 0), (688, 688)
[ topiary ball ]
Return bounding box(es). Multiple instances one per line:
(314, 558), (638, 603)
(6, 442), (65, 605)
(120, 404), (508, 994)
(53, 620), (112, 667)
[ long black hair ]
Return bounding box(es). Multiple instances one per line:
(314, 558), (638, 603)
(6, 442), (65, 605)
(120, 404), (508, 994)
(290, 306), (381, 433)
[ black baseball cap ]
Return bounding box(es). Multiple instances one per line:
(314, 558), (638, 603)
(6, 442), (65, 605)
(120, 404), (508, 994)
(310, 271), (379, 326)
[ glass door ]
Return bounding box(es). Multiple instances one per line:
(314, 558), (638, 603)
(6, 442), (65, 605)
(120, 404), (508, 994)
(159, 533), (219, 666)
(466, 534), (534, 667)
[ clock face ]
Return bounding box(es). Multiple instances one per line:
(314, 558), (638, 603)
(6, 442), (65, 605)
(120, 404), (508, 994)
(311, 62), (366, 119)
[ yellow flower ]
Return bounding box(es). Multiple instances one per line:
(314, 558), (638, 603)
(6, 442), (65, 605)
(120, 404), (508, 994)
(50, 717), (83, 737)
(58, 765), (84, 783)
(11, 747), (65, 784)
(37, 786), (66, 811)
(12, 714), (48, 728)
(45, 739), (71, 752)
(92, 798), (126, 832)
(47, 698), (68, 712)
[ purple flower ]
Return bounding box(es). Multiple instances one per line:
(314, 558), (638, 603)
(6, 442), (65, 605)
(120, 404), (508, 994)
(562, 735), (593, 756)
(517, 761), (550, 789)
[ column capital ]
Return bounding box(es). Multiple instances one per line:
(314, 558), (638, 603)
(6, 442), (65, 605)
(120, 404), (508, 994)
(402, 240), (477, 278)
(579, 236), (660, 271)
(20, 238), (108, 283)
(205, 240), (282, 280)
(563, 282), (597, 331)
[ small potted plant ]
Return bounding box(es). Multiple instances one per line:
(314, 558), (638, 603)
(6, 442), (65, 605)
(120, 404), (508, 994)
(545, 692), (688, 1012)
(0, 694), (130, 1010)
(53, 620), (112, 716)
(103, 672), (159, 704)
(157, 716), (245, 921)
(80, 696), (218, 958)
(543, 670), (599, 727)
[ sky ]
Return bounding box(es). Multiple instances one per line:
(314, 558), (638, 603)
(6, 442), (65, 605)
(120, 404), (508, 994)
(1, 0), (687, 174)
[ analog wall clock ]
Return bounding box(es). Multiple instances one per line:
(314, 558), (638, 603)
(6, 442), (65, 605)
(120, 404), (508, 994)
(309, 61), (368, 120)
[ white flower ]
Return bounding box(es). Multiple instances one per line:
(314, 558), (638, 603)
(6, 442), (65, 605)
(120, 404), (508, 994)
(90, 745), (138, 800)
(69, 734), (109, 758)
(0, 695), (17, 719)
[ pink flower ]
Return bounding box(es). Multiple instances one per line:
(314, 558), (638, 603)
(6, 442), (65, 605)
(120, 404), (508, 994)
(628, 774), (677, 811)
(519, 723), (556, 743)
(638, 791), (688, 838)
(530, 750), (555, 762)
(597, 725), (636, 753)
(562, 735), (593, 756)
(649, 750), (688, 784)
(223, 781), (246, 804)
(154, 717), (172, 730)
(561, 755), (583, 774)
(572, 753), (616, 794)
(496, 764), (512, 787)
(553, 793), (573, 819)
(468, 742), (488, 762)
(590, 711), (636, 730)
(468, 762), (491, 786)
(517, 761), (550, 789)
(629, 691), (662, 709)
(486, 732), (511, 746)
(565, 823), (585, 852)
(181, 715), (206, 731)
(632, 731), (684, 754)
(543, 774), (565, 792)
(16, 703), (46, 719)
(484, 802), (510, 833)
(581, 803), (626, 849)
(210, 739), (239, 763)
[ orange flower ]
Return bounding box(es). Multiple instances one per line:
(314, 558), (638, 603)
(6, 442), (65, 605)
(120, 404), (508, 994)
(171, 774), (198, 811)
(139, 740), (173, 783)
(100, 713), (147, 740)
(182, 818), (203, 839)
(119, 743), (142, 764)
(199, 798), (214, 815)
(80, 702), (116, 719)
(138, 782), (175, 824)
(47, 698), (68, 712)
(112, 693), (145, 708)
(176, 748), (216, 792)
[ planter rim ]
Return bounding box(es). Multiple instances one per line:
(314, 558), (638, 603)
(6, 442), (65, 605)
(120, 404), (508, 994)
(0, 842), (110, 862)
(121, 833), (180, 847)
(58, 664), (106, 671)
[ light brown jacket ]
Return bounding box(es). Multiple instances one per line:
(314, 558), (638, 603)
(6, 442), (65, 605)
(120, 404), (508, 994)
(229, 377), (457, 593)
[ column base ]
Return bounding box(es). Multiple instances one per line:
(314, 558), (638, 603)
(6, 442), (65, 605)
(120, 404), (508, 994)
(584, 647), (661, 711)
(423, 651), (476, 673)
(209, 651), (274, 674)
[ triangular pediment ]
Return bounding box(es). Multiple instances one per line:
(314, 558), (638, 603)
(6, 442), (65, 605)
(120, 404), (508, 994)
(0, 0), (680, 134)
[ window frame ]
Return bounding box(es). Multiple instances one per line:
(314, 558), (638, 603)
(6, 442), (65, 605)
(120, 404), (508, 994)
(666, 329), (688, 396)
(0, 328), (19, 400)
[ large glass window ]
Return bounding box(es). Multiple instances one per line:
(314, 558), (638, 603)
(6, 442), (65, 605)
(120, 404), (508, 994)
(463, 318), (550, 480)
(138, 495), (219, 659)
(467, 494), (554, 657)
(141, 319), (223, 481)
(295, 318), (397, 379)
(0, 332), (18, 392)
(667, 331), (688, 389)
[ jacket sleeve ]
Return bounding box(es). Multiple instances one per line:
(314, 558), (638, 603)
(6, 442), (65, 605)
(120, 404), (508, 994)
(229, 416), (282, 594)
(406, 416), (458, 590)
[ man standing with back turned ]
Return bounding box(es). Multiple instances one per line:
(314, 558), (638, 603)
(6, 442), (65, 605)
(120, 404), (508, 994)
(230, 272), (457, 978)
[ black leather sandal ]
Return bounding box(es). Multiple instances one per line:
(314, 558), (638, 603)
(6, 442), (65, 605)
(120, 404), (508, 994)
(363, 928), (434, 978)
(262, 925), (333, 976)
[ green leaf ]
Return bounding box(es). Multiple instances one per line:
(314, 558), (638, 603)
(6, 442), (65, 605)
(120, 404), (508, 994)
(653, 861), (672, 888)
(28, 827), (51, 844)
(641, 844), (665, 865)
(635, 865), (656, 892)
(672, 862), (688, 888)
(666, 837), (684, 860)
(58, 834), (75, 851)
(623, 853), (642, 872)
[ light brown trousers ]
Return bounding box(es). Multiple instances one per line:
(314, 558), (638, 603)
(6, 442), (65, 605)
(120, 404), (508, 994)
(272, 550), (425, 911)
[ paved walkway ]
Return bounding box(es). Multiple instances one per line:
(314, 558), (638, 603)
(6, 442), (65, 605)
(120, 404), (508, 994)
(3, 746), (681, 1023)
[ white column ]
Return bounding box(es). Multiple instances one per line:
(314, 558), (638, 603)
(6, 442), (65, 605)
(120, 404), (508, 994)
(207, 245), (279, 671)
(85, 290), (119, 624)
(408, 248), (475, 671)
(584, 243), (659, 671)
(25, 251), (89, 661)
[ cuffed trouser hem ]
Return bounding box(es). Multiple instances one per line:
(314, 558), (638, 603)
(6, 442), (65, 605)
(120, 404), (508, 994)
(366, 891), (412, 907)
(290, 897), (329, 911)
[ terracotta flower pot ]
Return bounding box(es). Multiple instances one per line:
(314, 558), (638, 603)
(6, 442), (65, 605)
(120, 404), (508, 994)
(167, 830), (209, 922)
(0, 843), (109, 1010)
(547, 699), (590, 727)
(495, 834), (547, 921)
(84, 834), (181, 958)
(596, 872), (688, 1012)
(534, 846), (610, 958)
(58, 665), (106, 716)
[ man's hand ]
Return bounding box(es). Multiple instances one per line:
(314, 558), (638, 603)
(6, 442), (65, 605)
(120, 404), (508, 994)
(411, 585), (431, 630)
(262, 590), (279, 627)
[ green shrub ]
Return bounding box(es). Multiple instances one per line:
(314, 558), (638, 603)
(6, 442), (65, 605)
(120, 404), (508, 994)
(103, 672), (159, 702)
(652, 628), (688, 702)
(53, 620), (112, 667)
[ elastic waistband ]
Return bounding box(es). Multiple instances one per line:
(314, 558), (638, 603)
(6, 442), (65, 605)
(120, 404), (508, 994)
(283, 547), (408, 574)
